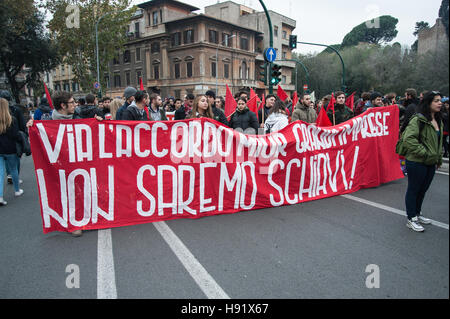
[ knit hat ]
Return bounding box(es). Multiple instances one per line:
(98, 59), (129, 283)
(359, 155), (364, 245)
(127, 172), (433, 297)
(205, 90), (216, 99)
(124, 86), (137, 99)
(370, 91), (383, 101)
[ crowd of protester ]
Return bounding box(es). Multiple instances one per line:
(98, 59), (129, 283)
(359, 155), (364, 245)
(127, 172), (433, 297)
(1, 85), (448, 234)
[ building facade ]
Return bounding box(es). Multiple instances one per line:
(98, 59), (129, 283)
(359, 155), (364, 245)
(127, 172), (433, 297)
(418, 18), (449, 55)
(106, 0), (297, 99)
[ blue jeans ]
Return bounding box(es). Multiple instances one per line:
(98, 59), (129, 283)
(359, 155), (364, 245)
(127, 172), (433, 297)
(405, 160), (436, 220)
(0, 154), (20, 197)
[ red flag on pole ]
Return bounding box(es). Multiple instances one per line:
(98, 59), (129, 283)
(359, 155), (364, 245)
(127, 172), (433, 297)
(345, 91), (355, 110)
(247, 95), (259, 116)
(277, 85), (288, 101)
(316, 104), (333, 127)
(43, 82), (54, 109)
(250, 88), (260, 103)
(327, 93), (336, 112)
(225, 84), (237, 119)
(139, 77), (144, 91)
(292, 91), (298, 109)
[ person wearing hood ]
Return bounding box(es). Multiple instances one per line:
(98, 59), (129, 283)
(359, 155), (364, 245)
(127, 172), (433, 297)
(228, 97), (259, 134)
(74, 93), (102, 119)
(264, 99), (289, 134)
(291, 93), (317, 123)
(33, 97), (53, 120)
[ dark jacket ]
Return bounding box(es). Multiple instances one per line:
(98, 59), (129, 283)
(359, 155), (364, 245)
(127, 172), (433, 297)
(34, 103), (53, 120)
(258, 106), (271, 125)
(122, 104), (149, 121)
(229, 107), (258, 132)
(175, 104), (192, 120)
(9, 104), (26, 134)
(116, 101), (132, 120)
(401, 98), (420, 130)
(74, 105), (102, 119)
(0, 117), (20, 154)
(212, 106), (229, 126)
(327, 104), (354, 125)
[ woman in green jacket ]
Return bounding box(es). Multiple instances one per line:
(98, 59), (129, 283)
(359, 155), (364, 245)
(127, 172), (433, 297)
(402, 91), (444, 232)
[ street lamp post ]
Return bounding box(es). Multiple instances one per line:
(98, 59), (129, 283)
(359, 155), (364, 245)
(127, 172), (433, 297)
(95, 12), (113, 99)
(215, 34), (236, 97)
(277, 58), (310, 93)
(297, 41), (346, 92)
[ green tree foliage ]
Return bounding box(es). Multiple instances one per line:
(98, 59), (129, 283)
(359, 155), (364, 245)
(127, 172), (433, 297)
(294, 42), (449, 100)
(42, 0), (135, 94)
(341, 15), (399, 48)
(0, 0), (60, 103)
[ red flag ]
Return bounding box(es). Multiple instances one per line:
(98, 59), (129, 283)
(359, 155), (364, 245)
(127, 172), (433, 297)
(250, 88), (260, 103)
(292, 91), (298, 109)
(316, 104), (333, 127)
(259, 94), (265, 111)
(327, 93), (335, 112)
(247, 95), (258, 115)
(225, 84), (237, 119)
(43, 82), (54, 109)
(345, 91), (355, 110)
(277, 85), (288, 101)
(139, 77), (144, 91)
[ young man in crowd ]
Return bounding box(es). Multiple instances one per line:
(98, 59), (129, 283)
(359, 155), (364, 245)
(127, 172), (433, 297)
(148, 93), (167, 121)
(327, 91), (354, 125)
(115, 87), (137, 120)
(175, 93), (194, 120)
(291, 93), (317, 123)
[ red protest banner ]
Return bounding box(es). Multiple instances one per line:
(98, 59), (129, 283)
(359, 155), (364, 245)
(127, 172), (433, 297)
(29, 106), (403, 234)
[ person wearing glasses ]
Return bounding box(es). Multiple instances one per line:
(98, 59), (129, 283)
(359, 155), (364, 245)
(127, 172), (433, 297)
(400, 91), (444, 232)
(26, 91), (99, 237)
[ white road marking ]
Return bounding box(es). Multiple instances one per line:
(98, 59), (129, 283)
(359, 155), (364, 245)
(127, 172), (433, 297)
(436, 170), (449, 176)
(153, 221), (230, 299)
(341, 194), (449, 230)
(97, 228), (117, 299)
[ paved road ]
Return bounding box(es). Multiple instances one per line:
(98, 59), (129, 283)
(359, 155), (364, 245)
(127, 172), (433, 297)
(0, 156), (448, 301)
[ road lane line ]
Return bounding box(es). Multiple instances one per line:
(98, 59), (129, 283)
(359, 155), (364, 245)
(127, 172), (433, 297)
(97, 228), (117, 299)
(153, 221), (230, 299)
(436, 171), (449, 176)
(341, 194), (449, 230)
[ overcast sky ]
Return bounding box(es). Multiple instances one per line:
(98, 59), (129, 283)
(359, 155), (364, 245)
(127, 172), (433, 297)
(132, 0), (444, 54)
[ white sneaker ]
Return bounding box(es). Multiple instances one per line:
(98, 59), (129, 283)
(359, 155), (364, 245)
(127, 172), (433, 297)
(0, 197), (7, 206)
(407, 217), (425, 232)
(14, 189), (24, 197)
(417, 215), (432, 225)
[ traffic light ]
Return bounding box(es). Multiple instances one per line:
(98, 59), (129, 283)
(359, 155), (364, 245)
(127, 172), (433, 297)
(270, 63), (282, 85)
(259, 63), (267, 85)
(289, 35), (297, 49)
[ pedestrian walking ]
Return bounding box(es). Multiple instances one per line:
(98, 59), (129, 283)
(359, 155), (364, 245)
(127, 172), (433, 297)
(398, 91), (444, 232)
(0, 98), (24, 206)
